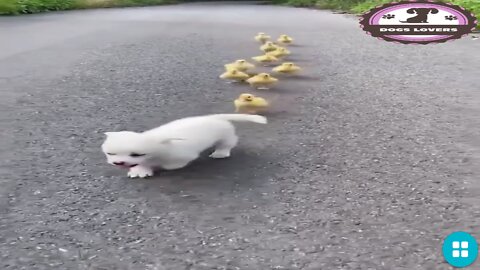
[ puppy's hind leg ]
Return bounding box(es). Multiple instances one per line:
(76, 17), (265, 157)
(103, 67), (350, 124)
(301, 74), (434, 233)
(209, 132), (238, 159)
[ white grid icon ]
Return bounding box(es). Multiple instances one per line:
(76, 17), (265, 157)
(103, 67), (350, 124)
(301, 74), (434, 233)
(452, 241), (470, 258)
(453, 250), (460, 258)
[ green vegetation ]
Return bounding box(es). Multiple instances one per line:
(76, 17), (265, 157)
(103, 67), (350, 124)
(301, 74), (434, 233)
(274, 0), (479, 29)
(0, 0), (176, 14)
(271, 0), (318, 7)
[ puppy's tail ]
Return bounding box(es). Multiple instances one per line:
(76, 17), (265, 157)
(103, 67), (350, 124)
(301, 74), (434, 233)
(209, 114), (267, 124)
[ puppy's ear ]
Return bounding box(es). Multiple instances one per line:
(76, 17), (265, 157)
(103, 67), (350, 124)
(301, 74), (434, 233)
(159, 138), (185, 144)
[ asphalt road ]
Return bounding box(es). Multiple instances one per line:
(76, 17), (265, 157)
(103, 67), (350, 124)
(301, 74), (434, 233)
(1, 2), (480, 269)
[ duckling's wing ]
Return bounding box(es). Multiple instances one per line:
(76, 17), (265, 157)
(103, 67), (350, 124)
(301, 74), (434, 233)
(239, 73), (250, 79)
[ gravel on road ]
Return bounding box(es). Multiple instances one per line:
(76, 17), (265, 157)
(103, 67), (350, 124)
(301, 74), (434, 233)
(1, 2), (479, 269)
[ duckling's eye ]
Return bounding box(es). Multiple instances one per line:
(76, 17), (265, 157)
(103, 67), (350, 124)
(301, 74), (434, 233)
(130, 153), (146, 157)
(239, 60), (245, 63)
(231, 70), (237, 74)
(263, 75), (269, 78)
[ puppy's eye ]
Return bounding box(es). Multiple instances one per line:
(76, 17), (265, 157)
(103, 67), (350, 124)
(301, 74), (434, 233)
(107, 153), (116, 156)
(129, 153), (146, 157)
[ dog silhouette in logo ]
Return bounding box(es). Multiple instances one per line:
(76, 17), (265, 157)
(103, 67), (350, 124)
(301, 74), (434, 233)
(401, 8), (439, 23)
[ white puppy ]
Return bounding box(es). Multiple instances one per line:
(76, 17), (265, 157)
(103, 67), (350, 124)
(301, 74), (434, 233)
(101, 114), (267, 178)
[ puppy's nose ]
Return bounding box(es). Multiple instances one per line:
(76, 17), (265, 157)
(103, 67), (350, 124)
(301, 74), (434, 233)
(113, 161), (125, 166)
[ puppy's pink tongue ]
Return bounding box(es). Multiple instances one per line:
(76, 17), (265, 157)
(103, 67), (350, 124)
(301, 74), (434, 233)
(115, 164), (136, 169)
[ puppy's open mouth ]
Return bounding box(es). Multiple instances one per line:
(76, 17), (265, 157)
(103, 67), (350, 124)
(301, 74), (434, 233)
(115, 164), (138, 168)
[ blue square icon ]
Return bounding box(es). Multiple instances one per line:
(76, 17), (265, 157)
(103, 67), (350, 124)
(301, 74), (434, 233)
(443, 231), (478, 268)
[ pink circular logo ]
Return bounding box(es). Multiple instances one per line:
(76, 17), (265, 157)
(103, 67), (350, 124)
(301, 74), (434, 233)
(360, 0), (477, 44)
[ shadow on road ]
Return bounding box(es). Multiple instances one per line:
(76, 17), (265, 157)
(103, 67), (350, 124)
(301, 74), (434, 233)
(130, 148), (273, 195)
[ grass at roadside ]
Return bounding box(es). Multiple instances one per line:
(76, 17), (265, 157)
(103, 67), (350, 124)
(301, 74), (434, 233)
(275, 0), (479, 29)
(0, 0), (176, 15)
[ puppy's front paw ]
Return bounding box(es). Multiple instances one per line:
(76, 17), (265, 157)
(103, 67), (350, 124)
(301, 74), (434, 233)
(128, 166), (153, 178)
(209, 150), (231, 159)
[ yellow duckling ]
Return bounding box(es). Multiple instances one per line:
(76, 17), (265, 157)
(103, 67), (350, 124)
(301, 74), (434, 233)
(219, 69), (250, 82)
(266, 47), (291, 58)
(234, 93), (269, 114)
(277, 34), (294, 45)
(260, 41), (278, 53)
(246, 73), (278, 89)
(224, 59), (255, 72)
(252, 54), (278, 64)
(272, 62), (302, 74)
(254, 32), (271, 43)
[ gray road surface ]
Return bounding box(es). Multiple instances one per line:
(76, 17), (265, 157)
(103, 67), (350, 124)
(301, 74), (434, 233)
(1, 2), (480, 269)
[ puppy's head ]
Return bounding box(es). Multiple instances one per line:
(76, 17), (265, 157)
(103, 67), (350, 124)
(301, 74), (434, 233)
(101, 131), (152, 168)
(101, 131), (185, 169)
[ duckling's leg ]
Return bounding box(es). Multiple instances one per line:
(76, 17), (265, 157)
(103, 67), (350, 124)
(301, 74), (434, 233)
(210, 131), (238, 159)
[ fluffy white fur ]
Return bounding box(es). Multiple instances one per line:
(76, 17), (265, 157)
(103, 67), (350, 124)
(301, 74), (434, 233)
(101, 114), (267, 178)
